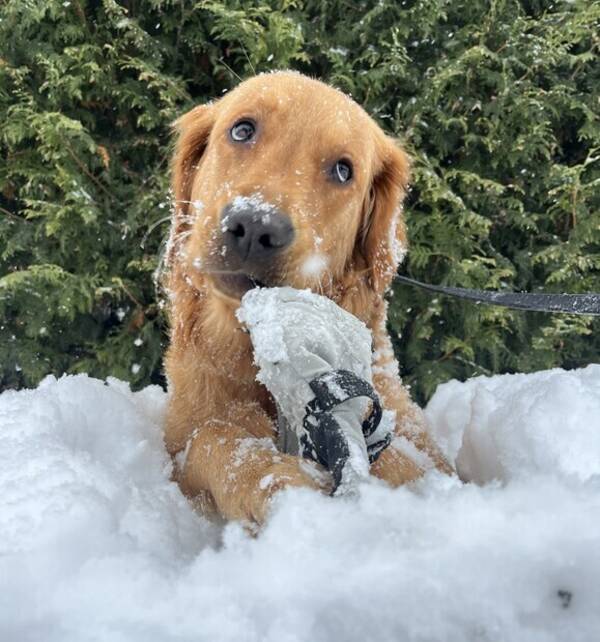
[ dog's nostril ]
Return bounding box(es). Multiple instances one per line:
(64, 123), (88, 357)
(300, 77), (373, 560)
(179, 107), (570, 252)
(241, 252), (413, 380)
(258, 233), (273, 248)
(231, 223), (245, 238)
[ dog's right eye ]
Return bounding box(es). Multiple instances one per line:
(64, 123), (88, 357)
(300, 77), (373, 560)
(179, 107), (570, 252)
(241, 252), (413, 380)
(230, 120), (256, 143)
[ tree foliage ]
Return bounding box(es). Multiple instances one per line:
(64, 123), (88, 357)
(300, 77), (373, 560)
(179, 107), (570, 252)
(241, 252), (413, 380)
(1, 0), (599, 401)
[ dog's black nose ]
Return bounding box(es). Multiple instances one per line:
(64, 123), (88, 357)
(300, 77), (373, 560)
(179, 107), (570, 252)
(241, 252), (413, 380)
(221, 202), (294, 264)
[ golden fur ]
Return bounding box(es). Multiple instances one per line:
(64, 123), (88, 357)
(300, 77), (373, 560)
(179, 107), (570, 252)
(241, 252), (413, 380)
(164, 72), (452, 526)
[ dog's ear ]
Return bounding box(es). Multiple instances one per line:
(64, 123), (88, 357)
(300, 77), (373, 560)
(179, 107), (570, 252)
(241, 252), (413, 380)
(168, 104), (215, 265)
(359, 137), (411, 293)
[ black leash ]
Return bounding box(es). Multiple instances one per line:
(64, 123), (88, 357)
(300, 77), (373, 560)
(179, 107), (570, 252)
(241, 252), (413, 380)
(393, 274), (600, 316)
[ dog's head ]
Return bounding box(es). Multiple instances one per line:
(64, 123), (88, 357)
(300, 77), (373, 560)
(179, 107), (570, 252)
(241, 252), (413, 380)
(169, 72), (410, 306)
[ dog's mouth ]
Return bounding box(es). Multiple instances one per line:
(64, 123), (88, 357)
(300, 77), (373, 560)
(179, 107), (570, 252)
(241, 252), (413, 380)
(210, 271), (270, 300)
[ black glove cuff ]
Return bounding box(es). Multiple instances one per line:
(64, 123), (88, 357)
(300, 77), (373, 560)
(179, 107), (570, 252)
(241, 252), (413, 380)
(301, 370), (390, 490)
(305, 369), (383, 439)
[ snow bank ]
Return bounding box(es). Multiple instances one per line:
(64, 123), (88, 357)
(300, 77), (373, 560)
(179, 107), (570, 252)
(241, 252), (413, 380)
(1, 367), (599, 641)
(426, 364), (600, 484)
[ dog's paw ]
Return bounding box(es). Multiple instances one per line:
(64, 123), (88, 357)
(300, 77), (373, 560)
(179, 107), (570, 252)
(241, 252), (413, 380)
(249, 457), (332, 524)
(369, 444), (425, 486)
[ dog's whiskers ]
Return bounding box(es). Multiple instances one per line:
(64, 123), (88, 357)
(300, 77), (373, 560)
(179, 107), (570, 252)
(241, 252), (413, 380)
(140, 215), (172, 249)
(240, 44), (257, 76)
(218, 58), (244, 84)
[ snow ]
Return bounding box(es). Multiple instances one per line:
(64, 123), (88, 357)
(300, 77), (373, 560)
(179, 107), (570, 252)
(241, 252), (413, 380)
(300, 252), (328, 278)
(388, 206), (407, 268)
(1, 366), (599, 641)
(230, 193), (277, 215)
(426, 365), (600, 484)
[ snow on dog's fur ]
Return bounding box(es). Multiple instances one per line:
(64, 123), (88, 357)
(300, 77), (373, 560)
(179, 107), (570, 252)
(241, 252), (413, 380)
(163, 72), (452, 525)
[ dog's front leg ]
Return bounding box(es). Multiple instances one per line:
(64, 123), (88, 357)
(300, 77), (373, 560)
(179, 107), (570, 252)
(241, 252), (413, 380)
(368, 319), (454, 486)
(173, 403), (330, 525)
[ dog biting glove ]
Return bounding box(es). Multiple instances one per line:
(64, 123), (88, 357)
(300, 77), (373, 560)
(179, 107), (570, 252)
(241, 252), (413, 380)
(236, 287), (393, 493)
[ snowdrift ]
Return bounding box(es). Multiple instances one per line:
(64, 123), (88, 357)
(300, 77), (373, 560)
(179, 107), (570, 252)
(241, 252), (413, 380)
(1, 366), (599, 641)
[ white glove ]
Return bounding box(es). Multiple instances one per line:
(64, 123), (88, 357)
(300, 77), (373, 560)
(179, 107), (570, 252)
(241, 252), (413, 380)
(237, 287), (392, 493)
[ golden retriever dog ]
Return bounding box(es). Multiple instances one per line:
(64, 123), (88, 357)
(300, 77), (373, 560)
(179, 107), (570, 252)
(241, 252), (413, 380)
(164, 71), (452, 526)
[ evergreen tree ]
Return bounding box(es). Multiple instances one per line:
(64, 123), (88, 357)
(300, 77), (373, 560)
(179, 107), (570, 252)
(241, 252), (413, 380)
(1, 0), (598, 402)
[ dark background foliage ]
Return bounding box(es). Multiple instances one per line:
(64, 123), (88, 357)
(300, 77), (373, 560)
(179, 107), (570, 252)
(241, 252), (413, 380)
(1, 0), (599, 402)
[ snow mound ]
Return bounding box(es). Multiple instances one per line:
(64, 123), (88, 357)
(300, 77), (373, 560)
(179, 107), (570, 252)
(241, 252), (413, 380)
(426, 364), (600, 484)
(1, 368), (599, 641)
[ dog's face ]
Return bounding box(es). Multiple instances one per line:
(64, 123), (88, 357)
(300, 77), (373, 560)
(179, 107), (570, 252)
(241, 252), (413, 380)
(170, 72), (410, 304)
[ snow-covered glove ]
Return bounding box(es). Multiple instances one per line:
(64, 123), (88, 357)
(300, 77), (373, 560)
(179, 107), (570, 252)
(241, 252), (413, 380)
(236, 287), (393, 493)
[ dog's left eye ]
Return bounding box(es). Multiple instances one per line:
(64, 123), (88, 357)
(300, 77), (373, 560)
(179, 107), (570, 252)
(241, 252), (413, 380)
(332, 159), (353, 184)
(230, 120), (256, 143)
